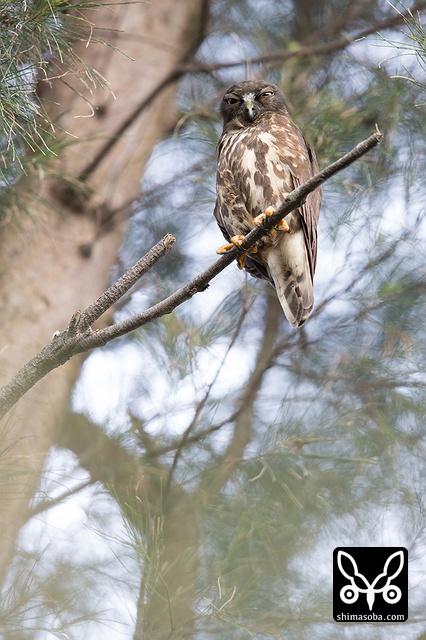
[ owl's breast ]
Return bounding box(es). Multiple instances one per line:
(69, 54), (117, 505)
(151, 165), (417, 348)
(218, 127), (296, 217)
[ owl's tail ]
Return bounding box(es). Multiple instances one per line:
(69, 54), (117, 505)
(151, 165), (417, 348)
(265, 235), (314, 328)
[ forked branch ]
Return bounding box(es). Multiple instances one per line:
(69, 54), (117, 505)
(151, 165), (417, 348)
(0, 129), (382, 420)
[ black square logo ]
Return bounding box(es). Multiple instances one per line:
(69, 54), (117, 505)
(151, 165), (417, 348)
(333, 547), (408, 622)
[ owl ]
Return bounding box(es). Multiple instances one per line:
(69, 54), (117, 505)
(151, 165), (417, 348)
(214, 80), (322, 328)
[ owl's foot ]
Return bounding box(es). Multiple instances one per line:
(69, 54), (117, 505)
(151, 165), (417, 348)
(216, 235), (257, 270)
(216, 235), (245, 255)
(253, 207), (290, 236)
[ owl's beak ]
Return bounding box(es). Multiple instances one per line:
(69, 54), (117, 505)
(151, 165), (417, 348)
(244, 99), (256, 123)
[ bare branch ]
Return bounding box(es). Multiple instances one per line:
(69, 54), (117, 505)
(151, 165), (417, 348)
(0, 130), (382, 420)
(76, 130), (382, 344)
(78, 233), (176, 331)
(0, 234), (175, 419)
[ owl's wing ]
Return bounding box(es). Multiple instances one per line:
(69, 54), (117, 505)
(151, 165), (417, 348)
(273, 116), (322, 280)
(291, 136), (322, 279)
(213, 199), (230, 241)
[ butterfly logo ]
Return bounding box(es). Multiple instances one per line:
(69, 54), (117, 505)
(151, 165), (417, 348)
(337, 550), (404, 611)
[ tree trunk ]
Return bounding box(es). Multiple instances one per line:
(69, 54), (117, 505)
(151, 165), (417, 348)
(0, 0), (205, 583)
(58, 412), (200, 639)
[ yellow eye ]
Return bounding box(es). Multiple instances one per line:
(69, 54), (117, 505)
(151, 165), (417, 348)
(226, 97), (240, 105)
(259, 91), (274, 102)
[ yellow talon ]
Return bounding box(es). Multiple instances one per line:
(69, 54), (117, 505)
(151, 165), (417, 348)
(216, 242), (235, 254)
(253, 213), (267, 227)
(237, 245), (258, 269)
(216, 235), (259, 270)
(274, 218), (290, 232)
(253, 206), (290, 233)
(216, 234), (245, 254)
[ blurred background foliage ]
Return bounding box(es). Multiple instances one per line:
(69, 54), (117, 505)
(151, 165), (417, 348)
(1, 0), (426, 638)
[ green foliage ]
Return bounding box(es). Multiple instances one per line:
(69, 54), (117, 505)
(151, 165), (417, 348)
(378, 0), (426, 94)
(0, 0), (111, 187)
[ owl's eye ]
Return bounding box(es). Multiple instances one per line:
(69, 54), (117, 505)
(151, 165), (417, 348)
(226, 97), (240, 105)
(259, 91), (274, 101)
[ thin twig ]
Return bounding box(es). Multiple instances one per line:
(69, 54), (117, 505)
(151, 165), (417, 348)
(177, 2), (426, 74)
(29, 479), (94, 517)
(0, 130), (382, 420)
(200, 296), (281, 494)
(164, 288), (255, 497)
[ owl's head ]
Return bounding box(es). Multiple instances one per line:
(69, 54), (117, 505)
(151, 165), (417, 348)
(220, 80), (288, 128)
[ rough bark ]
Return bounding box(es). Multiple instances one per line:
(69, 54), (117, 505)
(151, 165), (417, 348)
(0, 0), (205, 582)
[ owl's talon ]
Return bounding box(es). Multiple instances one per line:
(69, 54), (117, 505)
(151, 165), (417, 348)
(237, 254), (245, 270)
(216, 235), (245, 254)
(237, 245), (258, 269)
(216, 242), (234, 254)
(216, 235), (259, 269)
(253, 212), (267, 227)
(274, 218), (290, 232)
(253, 207), (290, 234)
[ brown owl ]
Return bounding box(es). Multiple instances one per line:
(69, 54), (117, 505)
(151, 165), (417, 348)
(214, 80), (322, 328)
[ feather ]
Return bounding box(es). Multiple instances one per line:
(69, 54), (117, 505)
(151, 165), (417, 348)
(265, 224), (313, 327)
